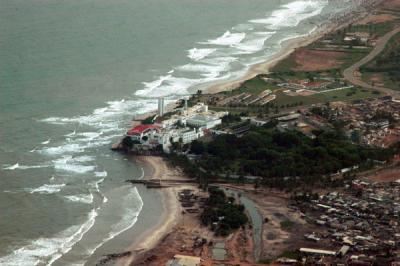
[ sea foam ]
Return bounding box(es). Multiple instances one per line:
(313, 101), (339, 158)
(65, 194), (94, 204)
(233, 31), (276, 54)
(94, 171), (107, 177)
(53, 155), (96, 174)
(2, 163), (51, 170)
(187, 48), (216, 61)
(202, 30), (246, 46)
(25, 2), (340, 264)
(249, 0), (327, 29)
(83, 187), (143, 257)
(28, 183), (66, 194)
(0, 209), (98, 266)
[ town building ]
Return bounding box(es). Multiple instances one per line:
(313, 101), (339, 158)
(166, 254), (201, 266)
(180, 128), (201, 144)
(158, 97), (165, 117)
(186, 115), (221, 129)
(124, 102), (227, 153)
(127, 124), (161, 142)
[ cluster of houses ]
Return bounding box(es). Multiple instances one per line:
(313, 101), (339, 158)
(321, 28), (376, 50)
(125, 100), (227, 153)
(291, 179), (400, 265)
(280, 78), (352, 97)
(326, 97), (400, 148)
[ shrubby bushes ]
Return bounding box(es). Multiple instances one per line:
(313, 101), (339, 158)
(167, 127), (394, 188)
(201, 128), (392, 179)
(200, 188), (248, 236)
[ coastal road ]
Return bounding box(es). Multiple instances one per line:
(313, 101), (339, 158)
(343, 26), (400, 97)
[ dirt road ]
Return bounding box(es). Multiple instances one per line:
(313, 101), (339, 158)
(343, 26), (400, 96)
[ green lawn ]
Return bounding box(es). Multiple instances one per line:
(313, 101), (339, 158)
(210, 87), (380, 115)
(339, 50), (370, 71)
(271, 54), (299, 72)
(347, 21), (398, 37)
(272, 87), (380, 108)
(230, 75), (278, 95)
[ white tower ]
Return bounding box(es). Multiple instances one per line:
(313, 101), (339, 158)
(158, 97), (165, 117)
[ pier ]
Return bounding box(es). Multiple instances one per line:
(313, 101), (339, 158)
(126, 178), (232, 188)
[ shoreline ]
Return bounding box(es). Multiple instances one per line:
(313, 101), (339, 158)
(204, 4), (376, 95)
(116, 2), (383, 265)
(115, 156), (182, 266)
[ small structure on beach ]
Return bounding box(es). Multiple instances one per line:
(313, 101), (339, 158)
(166, 254), (201, 266)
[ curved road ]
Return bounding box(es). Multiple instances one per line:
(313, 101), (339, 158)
(343, 26), (400, 97)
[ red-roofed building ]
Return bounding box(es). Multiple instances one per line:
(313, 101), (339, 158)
(127, 124), (161, 145)
(127, 124), (160, 136)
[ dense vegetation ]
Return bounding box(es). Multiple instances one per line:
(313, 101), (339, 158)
(167, 126), (394, 189)
(202, 128), (390, 177)
(200, 187), (248, 236)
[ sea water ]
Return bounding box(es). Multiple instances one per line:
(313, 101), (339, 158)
(0, 0), (365, 264)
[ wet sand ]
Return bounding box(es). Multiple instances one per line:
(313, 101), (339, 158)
(118, 3), (383, 264)
(116, 156), (182, 266)
(205, 16), (363, 95)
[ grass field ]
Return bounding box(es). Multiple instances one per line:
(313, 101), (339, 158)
(271, 87), (379, 108)
(207, 15), (395, 115)
(209, 87), (381, 115)
(230, 75), (278, 95)
(347, 21), (398, 37)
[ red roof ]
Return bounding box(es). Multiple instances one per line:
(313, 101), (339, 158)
(127, 124), (160, 135)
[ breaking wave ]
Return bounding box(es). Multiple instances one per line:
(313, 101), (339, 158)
(83, 187), (143, 257)
(249, 0), (327, 29)
(52, 155), (96, 174)
(202, 30), (246, 46)
(0, 209), (98, 266)
(2, 163), (50, 170)
(65, 194), (94, 204)
(16, 1), (347, 264)
(187, 48), (217, 61)
(27, 184), (66, 194)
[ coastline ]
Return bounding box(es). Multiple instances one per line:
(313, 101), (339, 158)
(115, 156), (182, 266)
(117, 2), (382, 265)
(204, 7), (372, 95)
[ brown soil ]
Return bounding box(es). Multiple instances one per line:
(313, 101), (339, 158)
(293, 49), (347, 72)
(221, 185), (321, 261)
(365, 73), (386, 87)
(369, 73), (384, 82)
(297, 90), (316, 96)
(356, 14), (398, 25)
(132, 196), (216, 266)
(383, 0), (400, 8)
(363, 166), (400, 182)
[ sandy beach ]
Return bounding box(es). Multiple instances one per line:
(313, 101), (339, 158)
(116, 156), (183, 266)
(117, 2), (385, 265)
(205, 7), (373, 95)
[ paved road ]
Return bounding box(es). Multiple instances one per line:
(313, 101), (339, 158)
(343, 26), (400, 97)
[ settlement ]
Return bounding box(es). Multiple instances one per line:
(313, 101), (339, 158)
(124, 98), (227, 153)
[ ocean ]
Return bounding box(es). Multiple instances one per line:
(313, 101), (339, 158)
(0, 0), (363, 265)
